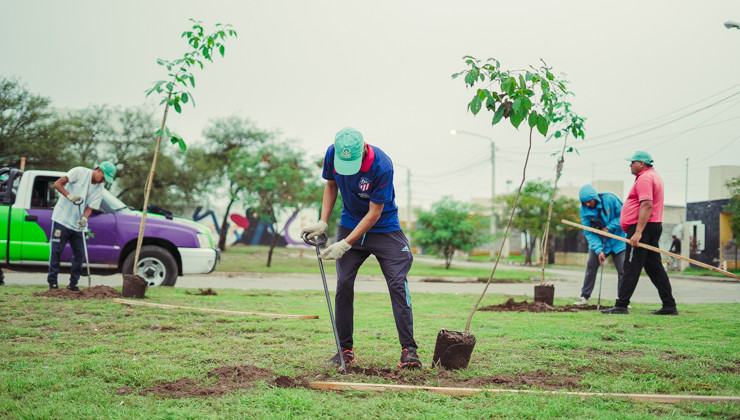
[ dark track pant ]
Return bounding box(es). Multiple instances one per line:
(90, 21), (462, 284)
(581, 249), (625, 299)
(47, 222), (85, 287)
(334, 226), (417, 350)
(616, 223), (676, 308)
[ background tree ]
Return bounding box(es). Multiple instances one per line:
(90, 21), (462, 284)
(60, 104), (115, 165)
(413, 197), (488, 269)
(495, 180), (579, 264)
(230, 141), (322, 267)
(0, 76), (72, 169)
(200, 115), (274, 250)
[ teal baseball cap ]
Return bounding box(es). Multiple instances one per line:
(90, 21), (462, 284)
(97, 161), (117, 183)
(334, 127), (364, 175)
(626, 151), (653, 164)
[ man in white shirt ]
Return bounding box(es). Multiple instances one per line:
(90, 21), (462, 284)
(47, 162), (116, 291)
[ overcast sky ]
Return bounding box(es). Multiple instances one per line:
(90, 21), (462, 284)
(2, 0), (739, 210)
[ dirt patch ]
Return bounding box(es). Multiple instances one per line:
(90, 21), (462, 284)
(142, 365), (303, 398)
(461, 370), (581, 390)
(580, 348), (645, 358)
(478, 298), (610, 313)
(186, 288), (218, 296)
(142, 362), (583, 398)
(33, 285), (122, 300)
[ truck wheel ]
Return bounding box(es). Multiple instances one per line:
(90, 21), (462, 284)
(122, 245), (178, 287)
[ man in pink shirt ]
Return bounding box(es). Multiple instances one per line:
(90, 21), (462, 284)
(602, 151), (678, 315)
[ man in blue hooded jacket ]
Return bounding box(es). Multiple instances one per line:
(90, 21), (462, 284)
(574, 184), (627, 306)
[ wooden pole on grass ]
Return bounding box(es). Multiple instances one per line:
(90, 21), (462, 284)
(309, 381), (740, 403)
(561, 219), (740, 280)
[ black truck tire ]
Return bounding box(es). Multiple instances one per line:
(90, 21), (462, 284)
(122, 245), (178, 286)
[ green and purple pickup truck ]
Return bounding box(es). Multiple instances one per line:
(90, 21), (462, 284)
(0, 168), (219, 286)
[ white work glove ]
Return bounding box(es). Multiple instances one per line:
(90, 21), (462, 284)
(302, 220), (328, 240)
(319, 239), (351, 260)
(67, 194), (82, 203)
(78, 217), (87, 229)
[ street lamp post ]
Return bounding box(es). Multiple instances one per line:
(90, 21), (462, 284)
(450, 129), (498, 259)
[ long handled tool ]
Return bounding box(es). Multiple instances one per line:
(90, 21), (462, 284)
(596, 258), (605, 310)
(303, 232), (346, 374)
(596, 238), (606, 310)
(562, 219), (740, 280)
(75, 200), (93, 288)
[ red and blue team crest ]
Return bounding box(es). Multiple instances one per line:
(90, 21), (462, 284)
(359, 177), (371, 191)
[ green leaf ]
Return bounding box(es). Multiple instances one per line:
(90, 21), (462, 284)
(501, 78), (511, 94)
(537, 115), (549, 136)
(174, 100), (182, 113)
(219, 45), (225, 57)
(181, 92), (189, 103)
(510, 110), (525, 128)
(513, 97), (523, 112)
(464, 71), (475, 86)
(528, 111), (538, 128)
(469, 95), (482, 115)
(492, 104), (506, 125)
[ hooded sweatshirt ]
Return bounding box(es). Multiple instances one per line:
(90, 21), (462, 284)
(578, 184), (627, 256)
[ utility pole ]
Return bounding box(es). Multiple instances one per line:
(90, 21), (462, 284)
(685, 157), (689, 205)
(449, 129), (497, 259)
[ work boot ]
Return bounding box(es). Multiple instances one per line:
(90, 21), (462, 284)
(326, 349), (356, 367)
(650, 307), (678, 316)
(601, 306), (629, 315)
(49, 283), (58, 290)
(398, 347), (422, 369)
(67, 285), (80, 292)
(573, 297), (589, 306)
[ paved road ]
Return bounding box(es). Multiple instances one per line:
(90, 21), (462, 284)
(4, 259), (738, 304)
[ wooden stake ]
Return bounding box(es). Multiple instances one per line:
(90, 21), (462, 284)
(561, 219), (740, 280)
(113, 298), (318, 319)
(309, 381), (740, 403)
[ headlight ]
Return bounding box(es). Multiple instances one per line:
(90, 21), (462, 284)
(197, 233), (212, 249)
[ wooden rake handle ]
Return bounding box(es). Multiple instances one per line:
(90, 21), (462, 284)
(560, 219), (740, 280)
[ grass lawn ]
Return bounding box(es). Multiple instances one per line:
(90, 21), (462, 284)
(217, 245), (542, 282)
(1, 285), (738, 419)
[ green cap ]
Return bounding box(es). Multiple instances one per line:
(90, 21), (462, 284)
(97, 161), (117, 183)
(626, 151), (653, 164)
(334, 127), (364, 175)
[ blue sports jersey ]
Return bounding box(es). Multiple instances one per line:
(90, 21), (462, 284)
(322, 144), (401, 232)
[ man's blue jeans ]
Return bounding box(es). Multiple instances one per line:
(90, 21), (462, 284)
(47, 222), (85, 286)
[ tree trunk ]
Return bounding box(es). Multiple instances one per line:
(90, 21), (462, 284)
(218, 197), (236, 251)
(265, 206), (279, 268)
(266, 230), (279, 268)
(445, 245), (453, 269)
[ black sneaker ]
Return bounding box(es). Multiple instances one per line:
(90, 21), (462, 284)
(326, 349), (356, 366)
(651, 307), (678, 315)
(67, 285), (80, 292)
(398, 347), (422, 369)
(49, 283), (59, 289)
(601, 306), (629, 315)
